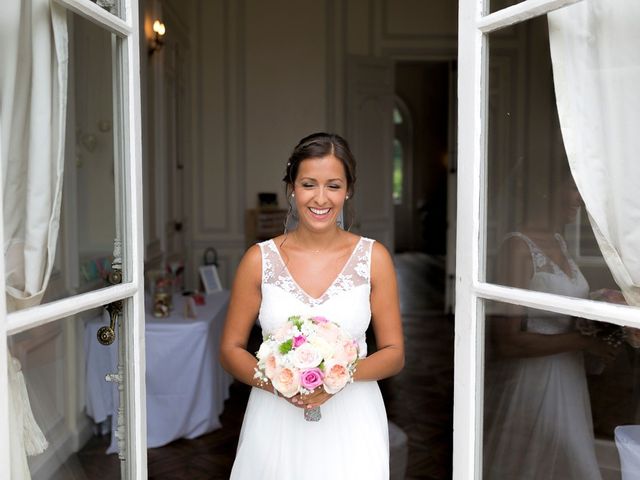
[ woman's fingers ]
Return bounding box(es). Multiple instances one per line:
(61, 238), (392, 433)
(282, 389), (334, 408)
(302, 390), (332, 408)
(286, 394), (306, 408)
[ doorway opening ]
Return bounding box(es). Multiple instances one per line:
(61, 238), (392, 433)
(381, 60), (456, 478)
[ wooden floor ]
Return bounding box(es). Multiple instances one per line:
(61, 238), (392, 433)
(66, 252), (454, 479)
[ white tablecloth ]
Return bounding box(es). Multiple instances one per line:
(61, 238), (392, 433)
(84, 291), (233, 453)
(615, 425), (640, 480)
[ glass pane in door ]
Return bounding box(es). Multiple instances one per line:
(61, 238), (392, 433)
(15, 10), (128, 307)
(488, 0), (527, 14)
(7, 309), (122, 479)
(88, 0), (126, 21)
(483, 299), (640, 479)
(484, 16), (623, 306)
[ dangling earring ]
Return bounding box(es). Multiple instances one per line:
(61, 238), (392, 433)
(284, 203), (292, 235)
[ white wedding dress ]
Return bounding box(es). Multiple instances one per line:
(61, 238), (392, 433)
(483, 232), (602, 480)
(230, 236), (389, 480)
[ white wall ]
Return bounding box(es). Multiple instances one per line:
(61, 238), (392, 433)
(174, 0), (458, 287)
(147, 0), (613, 293)
(245, 1), (328, 210)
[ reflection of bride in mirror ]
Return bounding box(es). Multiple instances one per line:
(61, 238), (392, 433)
(483, 167), (617, 479)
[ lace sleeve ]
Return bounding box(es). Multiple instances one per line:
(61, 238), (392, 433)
(259, 240), (281, 286)
(502, 232), (553, 275)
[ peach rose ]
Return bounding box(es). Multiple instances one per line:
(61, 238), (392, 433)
(317, 322), (340, 343)
(264, 354), (277, 378)
(323, 363), (350, 394)
(341, 340), (358, 364)
(273, 323), (293, 342)
(271, 366), (300, 398)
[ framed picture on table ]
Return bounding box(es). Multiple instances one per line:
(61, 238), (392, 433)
(199, 265), (223, 294)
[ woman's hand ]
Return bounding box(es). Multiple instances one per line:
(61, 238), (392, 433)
(585, 337), (618, 363)
(291, 389), (334, 409)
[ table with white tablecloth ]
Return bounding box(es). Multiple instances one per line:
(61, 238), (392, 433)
(616, 425), (640, 480)
(84, 291), (233, 453)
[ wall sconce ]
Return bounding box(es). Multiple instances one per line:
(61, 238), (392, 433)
(149, 20), (166, 56)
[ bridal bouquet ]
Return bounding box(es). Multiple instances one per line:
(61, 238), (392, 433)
(577, 289), (640, 348)
(254, 315), (359, 421)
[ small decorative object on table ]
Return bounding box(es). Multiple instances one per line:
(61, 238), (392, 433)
(577, 289), (638, 348)
(253, 315), (359, 422)
(148, 269), (174, 318)
(153, 293), (171, 318)
(182, 292), (197, 319)
(199, 265), (223, 295)
(203, 247), (219, 267)
(192, 291), (206, 306)
(167, 256), (185, 292)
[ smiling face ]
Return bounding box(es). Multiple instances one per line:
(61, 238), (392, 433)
(292, 154), (349, 232)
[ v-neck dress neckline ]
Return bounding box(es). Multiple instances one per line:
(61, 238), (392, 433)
(269, 236), (363, 302)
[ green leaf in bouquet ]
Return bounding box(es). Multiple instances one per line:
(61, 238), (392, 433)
(279, 339), (293, 354)
(288, 315), (303, 329)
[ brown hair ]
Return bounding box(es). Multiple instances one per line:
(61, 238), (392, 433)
(283, 132), (357, 198)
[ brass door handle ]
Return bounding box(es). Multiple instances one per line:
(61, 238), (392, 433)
(97, 266), (123, 346)
(98, 300), (122, 345)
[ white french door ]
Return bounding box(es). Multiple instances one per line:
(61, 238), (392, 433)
(0, 0), (145, 478)
(455, 0), (640, 478)
(346, 55), (395, 250)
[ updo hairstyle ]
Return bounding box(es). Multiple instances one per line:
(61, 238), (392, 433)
(283, 133), (357, 198)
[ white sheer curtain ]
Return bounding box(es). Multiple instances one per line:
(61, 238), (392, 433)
(548, 0), (640, 307)
(1, 0), (68, 477)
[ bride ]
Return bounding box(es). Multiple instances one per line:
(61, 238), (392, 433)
(483, 172), (617, 479)
(219, 132), (404, 479)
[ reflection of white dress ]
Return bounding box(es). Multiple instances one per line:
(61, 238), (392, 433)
(230, 237), (389, 480)
(484, 233), (602, 480)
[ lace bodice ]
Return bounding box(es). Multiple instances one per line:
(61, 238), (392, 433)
(258, 237), (374, 357)
(505, 232), (589, 334)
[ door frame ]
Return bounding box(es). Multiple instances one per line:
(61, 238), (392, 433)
(0, 0), (146, 478)
(454, 0), (640, 478)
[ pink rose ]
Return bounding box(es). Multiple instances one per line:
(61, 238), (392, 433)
(300, 368), (324, 390)
(312, 316), (329, 324)
(293, 335), (306, 348)
(323, 363), (350, 394)
(271, 367), (300, 398)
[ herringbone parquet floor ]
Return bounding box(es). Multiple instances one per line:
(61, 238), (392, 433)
(67, 252), (454, 479)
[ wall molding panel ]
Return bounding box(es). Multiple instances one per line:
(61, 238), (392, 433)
(187, 0), (246, 289)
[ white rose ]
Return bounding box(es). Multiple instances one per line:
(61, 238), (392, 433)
(307, 336), (334, 361)
(292, 343), (323, 369)
(256, 341), (271, 360)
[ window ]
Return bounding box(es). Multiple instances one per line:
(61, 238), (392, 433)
(455, 0), (640, 478)
(392, 99), (412, 205)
